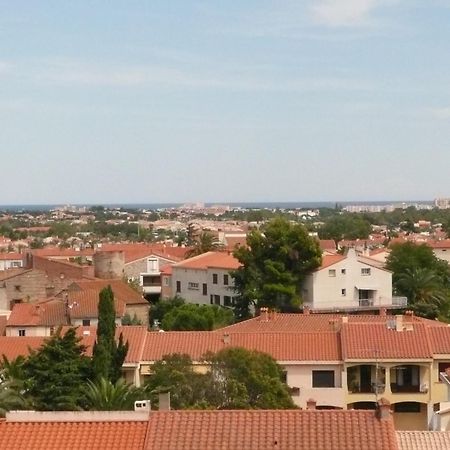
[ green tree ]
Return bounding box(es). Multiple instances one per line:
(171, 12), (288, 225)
(92, 286), (129, 383)
(386, 242), (450, 287)
(145, 354), (206, 409)
(22, 328), (92, 411)
(232, 218), (322, 319)
(150, 297), (186, 327)
(161, 304), (234, 331)
(204, 347), (295, 409)
(185, 232), (222, 258)
(83, 377), (144, 411)
(318, 214), (371, 242)
(0, 380), (26, 417)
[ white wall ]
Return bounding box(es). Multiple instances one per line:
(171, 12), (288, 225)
(304, 250), (392, 310)
(282, 363), (345, 409)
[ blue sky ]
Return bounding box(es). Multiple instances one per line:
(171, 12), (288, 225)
(1, 1), (449, 204)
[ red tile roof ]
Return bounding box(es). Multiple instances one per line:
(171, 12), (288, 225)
(0, 268), (30, 281)
(173, 251), (241, 270)
(319, 239), (336, 251)
(0, 252), (24, 261)
(70, 279), (148, 305)
(397, 431), (450, 450)
(0, 336), (45, 360)
(99, 243), (189, 264)
(142, 331), (341, 362)
(319, 254), (346, 269)
(67, 290), (126, 319)
(31, 247), (95, 258)
(341, 322), (432, 360)
(0, 421), (148, 450)
(145, 409), (398, 450)
(7, 299), (68, 327)
(427, 327), (450, 355)
(219, 313), (441, 333)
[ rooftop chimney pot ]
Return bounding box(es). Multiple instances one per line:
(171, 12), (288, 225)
(306, 398), (317, 410)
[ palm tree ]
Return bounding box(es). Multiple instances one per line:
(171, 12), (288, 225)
(185, 232), (222, 258)
(395, 267), (447, 306)
(83, 378), (143, 411)
(0, 380), (26, 417)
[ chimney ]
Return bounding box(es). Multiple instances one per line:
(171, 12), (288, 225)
(379, 307), (387, 317)
(303, 305), (310, 315)
(158, 392), (171, 411)
(395, 315), (404, 332)
(376, 398), (391, 420)
(341, 316), (348, 324)
(329, 319), (340, 332)
(260, 307), (269, 322)
(306, 398), (317, 410)
(404, 310), (414, 331)
(223, 333), (231, 344)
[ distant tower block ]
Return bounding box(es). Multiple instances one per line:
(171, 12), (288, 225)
(93, 251), (125, 279)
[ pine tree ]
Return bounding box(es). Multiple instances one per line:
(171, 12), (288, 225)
(92, 286), (129, 383)
(22, 328), (91, 411)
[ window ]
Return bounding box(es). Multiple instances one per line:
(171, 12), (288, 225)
(224, 296), (232, 307)
(188, 282), (199, 290)
(341, 289), (346, 296)
(361, 268), (371, 276)
(213, 273), (218, 284)
(328, 269), (336, 277)
(50, 327), (55, 335)
(223, 274), (229, 285)
(202, 283), (207, 296)
(394, 402), (421, 413)
(439, 362), (450, 381)
(210, 295), (214, 305)
(176, 281), (181, 293)
(214, 295), (220, 305)
(82, 319), (91, 326)
(341, 269), (346, 275)
(312, 370), (335, 388)
(18, 329), (26, 336)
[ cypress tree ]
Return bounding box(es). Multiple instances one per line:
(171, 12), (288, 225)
(92, 286), (129, 382)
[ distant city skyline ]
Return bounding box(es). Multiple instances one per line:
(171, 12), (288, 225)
(1, 1), (449, 204)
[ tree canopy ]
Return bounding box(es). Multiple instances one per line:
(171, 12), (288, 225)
(145, 348), (295, 410)
(386, 242), (450, 319)
(22, 328), (92, 411)
(232, 218), (322, 319)
(317, 214), (371, 242)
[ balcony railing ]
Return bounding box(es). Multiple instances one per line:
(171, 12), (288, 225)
(392, 296), (408, 307)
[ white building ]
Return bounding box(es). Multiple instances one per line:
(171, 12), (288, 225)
(168, 251), (241, 307)
(302, 249), (405, 311)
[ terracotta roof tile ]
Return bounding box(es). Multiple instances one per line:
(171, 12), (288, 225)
(397, 431), (450, 450)
(31, 247), (94, 258)
(0, 336), (45, 360)
(0, 252), (24, 261)
(142, 331), (341, 362)
(0, 421), (148, 450)
(173, 251), (241, 270)
(428, 327), (450, 355)
(341, 322), (432, 360)
(319, 254), (346, 269)
(70, 279), (147, 305)
(67, 290), (126, 319)
(7, 299), (68, 327)
(145, 409), (398, 450)
(0, 268), (30, 281)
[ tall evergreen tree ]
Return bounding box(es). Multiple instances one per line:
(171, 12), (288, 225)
(92, 286), (129, 383)
(22, 328), (91, 411)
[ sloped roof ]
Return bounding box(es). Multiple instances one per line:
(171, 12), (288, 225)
(341, 322), (432, 360)
(99, 243), (189, 264)
(0, 253), (23, 261)
(67, 290), (126, 319)
(142, 331), (341, 362)
(7, 299), (68, 327)
(0, 421), (148, 450)
(145, 409), (398, 450)
(173, 251), (241, 270)
(70, 279), (147, 305)
(219, 313), (442, 333)
(0, 336), (45, 360)
(31, 247), (95, 258)
(427, 327), (450, 355)
(397, 431), (450, 450)
(0, 268), (31, 281)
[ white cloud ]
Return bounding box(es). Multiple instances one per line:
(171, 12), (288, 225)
(311, 0), (381, 27)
